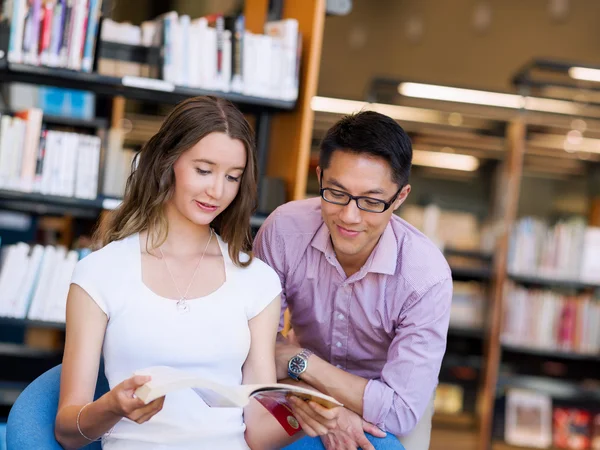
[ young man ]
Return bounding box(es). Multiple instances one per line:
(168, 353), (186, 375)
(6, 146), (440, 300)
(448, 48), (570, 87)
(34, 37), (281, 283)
(254, 111), (452, 450)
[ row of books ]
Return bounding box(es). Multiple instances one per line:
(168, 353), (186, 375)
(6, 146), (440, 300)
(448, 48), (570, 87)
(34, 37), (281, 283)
(508, 217), (600, 283)
(501, 282), (600, 356)
(449, 281), (486, 330)
(100, 13), (300, 101)
(0, 242), (87, 323)
(503, 388), (600, 449)
(6, 0), (103, 72)
(0, 108), (100, 199)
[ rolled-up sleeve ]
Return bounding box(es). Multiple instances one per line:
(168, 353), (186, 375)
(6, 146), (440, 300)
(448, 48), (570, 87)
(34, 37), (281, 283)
(362, 277), (453, 436)
(253, 213), (288, 331)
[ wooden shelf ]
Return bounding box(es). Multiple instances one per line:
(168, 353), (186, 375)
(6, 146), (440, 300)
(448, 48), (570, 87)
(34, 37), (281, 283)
(0, 190), (120, 218)
(0, 343), (62, 359)
(445, 248), (494, 261)
(0, 62), (296, 112)
(508, 273), (600, 290)
(0, 381), (27, 406)
(433, 412), (478, 429)
(493, 441), (560, 450)
(42, 114), (108, 130)
(0, 316), (65, 330)
(451, 265), (492, 281)
(497, 374), (600, 402)
(449, 327), (485, 339)
(502, 343), (600, 362)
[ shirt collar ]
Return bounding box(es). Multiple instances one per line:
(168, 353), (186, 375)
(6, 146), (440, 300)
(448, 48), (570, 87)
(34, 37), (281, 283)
(369, 223), (398, 275)
(310, 221), (398, 276)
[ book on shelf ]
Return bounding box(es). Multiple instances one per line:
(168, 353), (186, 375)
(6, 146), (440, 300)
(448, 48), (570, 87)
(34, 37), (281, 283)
(449, 281), (486, 330)
(134, 366), (342, 436)
(0, 109), (101, 199)
(501, 281), (600, 355)
(7, 0), (103, 72)
(505, 388), (553, 449)
(0, 241), (86, 323)
(433, 383), (464, 415)
(500, 388), (600, 450)
(508, 217), (600, 284)
(98, 12), (301, 101)
(553, 407), (593, 450)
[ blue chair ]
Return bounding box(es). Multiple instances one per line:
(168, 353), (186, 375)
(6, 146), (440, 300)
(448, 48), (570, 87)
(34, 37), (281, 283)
(6, 364), (109, 450)
(6, 364), (403, 450)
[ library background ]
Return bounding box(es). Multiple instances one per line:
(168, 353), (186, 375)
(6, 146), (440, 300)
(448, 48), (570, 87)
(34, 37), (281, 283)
(0, 0), (599, 449)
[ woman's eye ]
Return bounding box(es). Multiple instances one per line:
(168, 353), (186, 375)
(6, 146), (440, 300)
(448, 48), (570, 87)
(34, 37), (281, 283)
(227, 175), (241, 182)
(196, 168), (210, 175)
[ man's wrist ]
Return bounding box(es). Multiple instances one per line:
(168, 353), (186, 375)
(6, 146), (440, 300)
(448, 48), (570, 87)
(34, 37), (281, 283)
(287, 348), (314, 380)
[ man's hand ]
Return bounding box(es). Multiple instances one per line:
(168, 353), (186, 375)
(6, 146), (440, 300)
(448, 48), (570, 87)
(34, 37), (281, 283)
(320, 407), (386, 450)
(288, 396), (341, 437)
(275, 337), (302, 381)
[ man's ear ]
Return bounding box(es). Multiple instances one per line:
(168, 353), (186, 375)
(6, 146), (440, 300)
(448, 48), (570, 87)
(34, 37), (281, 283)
(316, 166), (322, 183)
(393, 184), (411, 212)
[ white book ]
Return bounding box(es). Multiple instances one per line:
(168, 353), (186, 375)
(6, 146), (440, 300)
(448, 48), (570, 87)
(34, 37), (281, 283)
(27, 246), (58, 320)
(264, 19), (299, 101)
(67, 0), (88, 70)
(0, 245), (23, 315)
(0, 243), (29, 317)
(133, 366), (342, 410)
(10, 244), (44, 319)
(44, 249), (78, 323)
(579, 227), (600, 283)
(8, 118), (26, 191)
(8, 0), (27, 63)
(0, 115), (13, 188)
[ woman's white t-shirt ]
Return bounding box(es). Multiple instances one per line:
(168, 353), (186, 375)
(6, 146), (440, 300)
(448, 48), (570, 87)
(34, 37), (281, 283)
(70, 232), (282, 450)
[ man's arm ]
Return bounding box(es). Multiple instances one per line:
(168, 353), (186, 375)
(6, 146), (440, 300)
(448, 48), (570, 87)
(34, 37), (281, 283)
(253, 212), (288, 332)
(277, 278), (452, 436)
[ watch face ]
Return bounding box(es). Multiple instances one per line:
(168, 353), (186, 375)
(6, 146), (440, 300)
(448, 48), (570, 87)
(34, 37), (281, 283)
(289, 356), (307, 374)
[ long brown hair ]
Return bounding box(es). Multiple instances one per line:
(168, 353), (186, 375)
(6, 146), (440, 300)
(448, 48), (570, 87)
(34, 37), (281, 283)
(95, 96), (257, 267)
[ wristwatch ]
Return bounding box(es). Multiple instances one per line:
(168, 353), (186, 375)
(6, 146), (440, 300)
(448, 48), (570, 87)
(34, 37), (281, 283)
(287, 348), (314, 380)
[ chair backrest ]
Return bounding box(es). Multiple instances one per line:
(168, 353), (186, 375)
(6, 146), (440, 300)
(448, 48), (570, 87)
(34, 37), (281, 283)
(6, 364), (109, 450)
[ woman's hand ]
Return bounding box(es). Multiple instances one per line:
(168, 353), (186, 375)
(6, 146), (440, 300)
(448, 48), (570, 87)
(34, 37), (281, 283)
(106, 375), (165, 424)
(288, 396), (341, 437)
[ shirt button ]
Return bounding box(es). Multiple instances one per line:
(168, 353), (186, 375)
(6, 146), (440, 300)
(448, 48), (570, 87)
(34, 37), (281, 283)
(337, 313), (345, 320)
(336, 341), (342, 348)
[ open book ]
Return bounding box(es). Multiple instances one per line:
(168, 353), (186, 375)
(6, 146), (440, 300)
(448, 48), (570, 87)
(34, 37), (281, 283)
(134, 366), (343, 435)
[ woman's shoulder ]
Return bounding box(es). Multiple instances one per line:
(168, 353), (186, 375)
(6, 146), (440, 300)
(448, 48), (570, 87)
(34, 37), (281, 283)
(75, 234), (135, 274)
(219, 237), (279, 280)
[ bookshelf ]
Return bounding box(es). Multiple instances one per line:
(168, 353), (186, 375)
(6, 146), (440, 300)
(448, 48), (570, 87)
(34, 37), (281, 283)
(0, 0), (326, 417)
(0, 62), (298, 111)
(311, 67), (600, 448)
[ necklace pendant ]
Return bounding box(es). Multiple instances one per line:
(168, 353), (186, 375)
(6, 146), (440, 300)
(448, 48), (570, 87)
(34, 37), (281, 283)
(176, 297), (190, 313)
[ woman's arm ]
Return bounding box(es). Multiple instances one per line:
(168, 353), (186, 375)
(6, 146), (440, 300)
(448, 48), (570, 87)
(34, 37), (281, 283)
(55, 284), (164, 450)
(242, 295), (304, 450)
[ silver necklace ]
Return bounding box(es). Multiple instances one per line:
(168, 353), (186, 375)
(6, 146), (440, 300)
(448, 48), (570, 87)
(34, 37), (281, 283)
(158, 228), (213, 313)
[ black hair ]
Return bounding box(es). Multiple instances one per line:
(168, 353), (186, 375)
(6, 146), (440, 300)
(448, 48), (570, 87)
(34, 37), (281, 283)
(319, 110), (412, 186)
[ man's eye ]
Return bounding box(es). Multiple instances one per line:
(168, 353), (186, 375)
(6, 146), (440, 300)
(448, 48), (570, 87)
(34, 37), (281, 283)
(330, 191), (346, 198)
(365, 199), (383, 206)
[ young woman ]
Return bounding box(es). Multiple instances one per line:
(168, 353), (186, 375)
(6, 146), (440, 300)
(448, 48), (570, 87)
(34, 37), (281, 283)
(54, 96), (338, 450)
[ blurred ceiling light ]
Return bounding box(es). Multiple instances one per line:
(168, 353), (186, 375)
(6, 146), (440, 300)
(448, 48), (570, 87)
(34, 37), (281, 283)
(399, 82), (523, 108)
(310, 96), (442, 124)
(413, 149), (479, 171)
(398, 82), (579, 115)
(568, 67), (600, 83)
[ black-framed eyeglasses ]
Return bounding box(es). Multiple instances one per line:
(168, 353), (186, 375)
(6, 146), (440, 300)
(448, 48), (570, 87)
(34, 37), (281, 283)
(319, 177), (403, 213)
